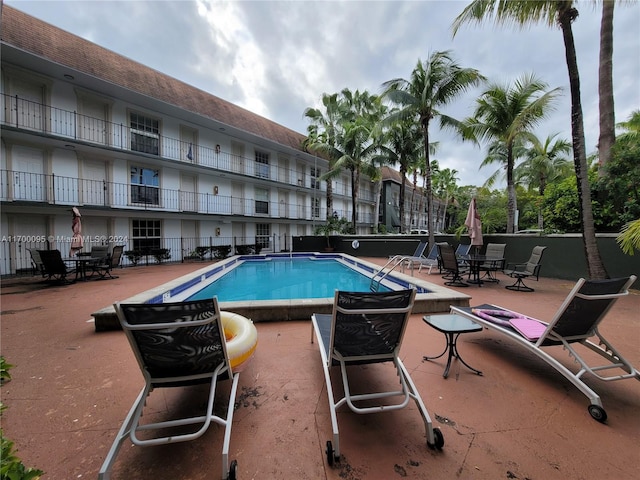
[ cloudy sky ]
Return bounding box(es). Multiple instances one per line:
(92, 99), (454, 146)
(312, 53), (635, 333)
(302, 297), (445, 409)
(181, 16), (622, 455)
(8, 0), (640, 186)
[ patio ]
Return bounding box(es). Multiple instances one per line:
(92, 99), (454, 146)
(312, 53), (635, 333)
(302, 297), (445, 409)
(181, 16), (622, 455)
(1, 259), (639, 479)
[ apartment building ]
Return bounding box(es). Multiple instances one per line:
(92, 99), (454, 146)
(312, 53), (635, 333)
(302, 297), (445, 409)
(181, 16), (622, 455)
(0, 5), (377, 275)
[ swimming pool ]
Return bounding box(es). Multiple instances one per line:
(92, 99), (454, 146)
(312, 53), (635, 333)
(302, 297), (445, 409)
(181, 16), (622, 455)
(184, 257), (391, 302)
(92, 253), (471, 329)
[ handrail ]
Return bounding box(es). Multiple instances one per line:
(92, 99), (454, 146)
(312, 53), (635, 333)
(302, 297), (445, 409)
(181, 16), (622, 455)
(370, 255), (411, 292)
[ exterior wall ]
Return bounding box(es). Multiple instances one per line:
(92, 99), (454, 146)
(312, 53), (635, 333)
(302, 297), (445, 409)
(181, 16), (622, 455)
(0, 9), (383, 275)
(293, 234), (640, 288)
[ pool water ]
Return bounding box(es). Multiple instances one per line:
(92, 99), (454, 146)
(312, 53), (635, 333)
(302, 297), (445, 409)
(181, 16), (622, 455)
(186, 258), (389, 302)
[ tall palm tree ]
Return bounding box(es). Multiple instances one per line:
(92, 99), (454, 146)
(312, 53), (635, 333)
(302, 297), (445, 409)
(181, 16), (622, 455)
(311, 89), (381, 231)
(382, 50), (485, 250)
(433, 167), (460, 231)
(461, 74), (561, 232)
(380, 116), (423, 232)
(304, 93), (342, 217)
(452, 0), (609, 278)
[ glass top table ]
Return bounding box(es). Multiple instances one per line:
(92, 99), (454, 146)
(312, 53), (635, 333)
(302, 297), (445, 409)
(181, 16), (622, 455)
(423, 314), (483, 379)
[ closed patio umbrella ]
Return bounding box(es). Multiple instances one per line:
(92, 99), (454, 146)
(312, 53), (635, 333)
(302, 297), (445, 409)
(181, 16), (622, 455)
(464, 197), (483, 252)
(70, 206), (83, 256)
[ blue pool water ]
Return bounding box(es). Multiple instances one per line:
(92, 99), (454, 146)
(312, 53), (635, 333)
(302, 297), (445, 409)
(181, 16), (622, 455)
(186, 257), (390, 302)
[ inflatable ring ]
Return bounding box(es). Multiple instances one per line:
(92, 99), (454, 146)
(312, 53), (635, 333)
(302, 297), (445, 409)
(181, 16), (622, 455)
(221, 311), (258, 370)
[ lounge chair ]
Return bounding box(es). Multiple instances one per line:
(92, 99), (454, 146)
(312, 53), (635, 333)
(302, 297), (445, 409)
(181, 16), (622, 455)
(478, 243), (506, 283)
(438, 242), (469, 287)
(503, 245), (546, 291)
(388, 240), (427, 260)
(409, 244), (439, 274)
(37, 249), (76, 283)
(311, 289), (444, 465)
(91, 245), (124, 279)
(99, 298), (241, 480)
(450, 276), (638, 422)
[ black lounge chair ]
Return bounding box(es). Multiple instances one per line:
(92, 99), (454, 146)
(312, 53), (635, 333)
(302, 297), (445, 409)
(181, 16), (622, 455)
(504, 245), (546, 291)
(37, 249), (76, 284)
(98, 298), (241, 480)
(311, 289), (444, 465)
(451, 275), (638, 422)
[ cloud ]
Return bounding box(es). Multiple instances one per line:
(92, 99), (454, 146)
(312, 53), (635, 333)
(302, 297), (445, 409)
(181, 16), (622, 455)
(8, 0), (639, 187)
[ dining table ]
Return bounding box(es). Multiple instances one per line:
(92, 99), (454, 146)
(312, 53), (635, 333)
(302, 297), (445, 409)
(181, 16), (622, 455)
(460, 254), (504, 286)
(63, 255), (98, 281)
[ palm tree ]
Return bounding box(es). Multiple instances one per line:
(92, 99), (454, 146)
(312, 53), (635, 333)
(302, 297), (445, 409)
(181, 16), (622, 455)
(461, 74), (561, 232)
(516, 133), (572, 196)
(382, 117), (423, 232)
(304, 93), (343, 218)
(433, 167), (460, 232)
(516, 133), (573, 229)
(382, 50), (485, 250)
(616, 109), (640, 139)
(452, 0), (609, 278)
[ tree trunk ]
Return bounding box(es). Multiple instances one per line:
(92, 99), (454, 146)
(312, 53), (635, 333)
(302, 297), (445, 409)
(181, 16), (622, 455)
(422, 125), (435, 251)
(399, 164), (407, 233)
(598, 0), (615, 175)
(506, 143), (516, 233)
(559, 8), (608, 279)
(351, 167), (358, 231)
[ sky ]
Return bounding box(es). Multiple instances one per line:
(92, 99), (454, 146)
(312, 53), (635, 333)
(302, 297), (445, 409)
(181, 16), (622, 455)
(7, 0), (640, 187)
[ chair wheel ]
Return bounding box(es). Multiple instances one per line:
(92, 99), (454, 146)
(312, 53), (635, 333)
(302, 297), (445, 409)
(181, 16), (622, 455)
(427, 427), (444, 450)
(588, 404), (607, 423)
(228, 459), (238, 480)
(326, 440), (337, 466)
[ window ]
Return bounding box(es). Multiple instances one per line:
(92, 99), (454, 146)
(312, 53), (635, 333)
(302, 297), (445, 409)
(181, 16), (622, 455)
(255, 187), (269, 215)
(311, 167), (321, 189)
(255, 151), (270, 179)
(312, 198), (321, 218)
(256, 223), (270, 249)
(131, 166), (160, 205)
(130, 112), (159, 155)
(132, 219), (161, 253)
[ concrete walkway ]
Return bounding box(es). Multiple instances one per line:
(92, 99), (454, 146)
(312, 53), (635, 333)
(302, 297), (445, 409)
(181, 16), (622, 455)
(1, 259), (639, 479)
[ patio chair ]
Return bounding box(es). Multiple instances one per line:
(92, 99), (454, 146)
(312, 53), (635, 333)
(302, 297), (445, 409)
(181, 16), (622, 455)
(451, 275), (638, 422)
(27, 248), (46, 277)
(478, 243), (506, 283)
(311, 289), (444, 465)
(438, 242), (469, 287)
(98, 298), (241, 480)
(89, 245), (110, 262)
(91, 245), (124, 279)
(37, 249), (76, 284)
(504, 245), (547, 292)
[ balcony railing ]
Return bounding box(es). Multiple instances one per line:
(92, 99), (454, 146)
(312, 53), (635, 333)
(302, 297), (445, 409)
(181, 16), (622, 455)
(0, 93), (377, 200)
(0, 168), (335, 220)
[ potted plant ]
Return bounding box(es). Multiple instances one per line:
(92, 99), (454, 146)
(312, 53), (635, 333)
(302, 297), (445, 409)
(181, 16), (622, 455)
(314, 215), (350, 251)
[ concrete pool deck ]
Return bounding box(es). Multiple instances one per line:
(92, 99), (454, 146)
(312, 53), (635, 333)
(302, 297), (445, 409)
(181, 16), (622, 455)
(91, 254), (471, 330)
(1, 258), (639, 479)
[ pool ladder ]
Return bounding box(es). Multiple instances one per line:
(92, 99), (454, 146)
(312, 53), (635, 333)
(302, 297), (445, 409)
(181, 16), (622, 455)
(370, 255), (411, 292)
